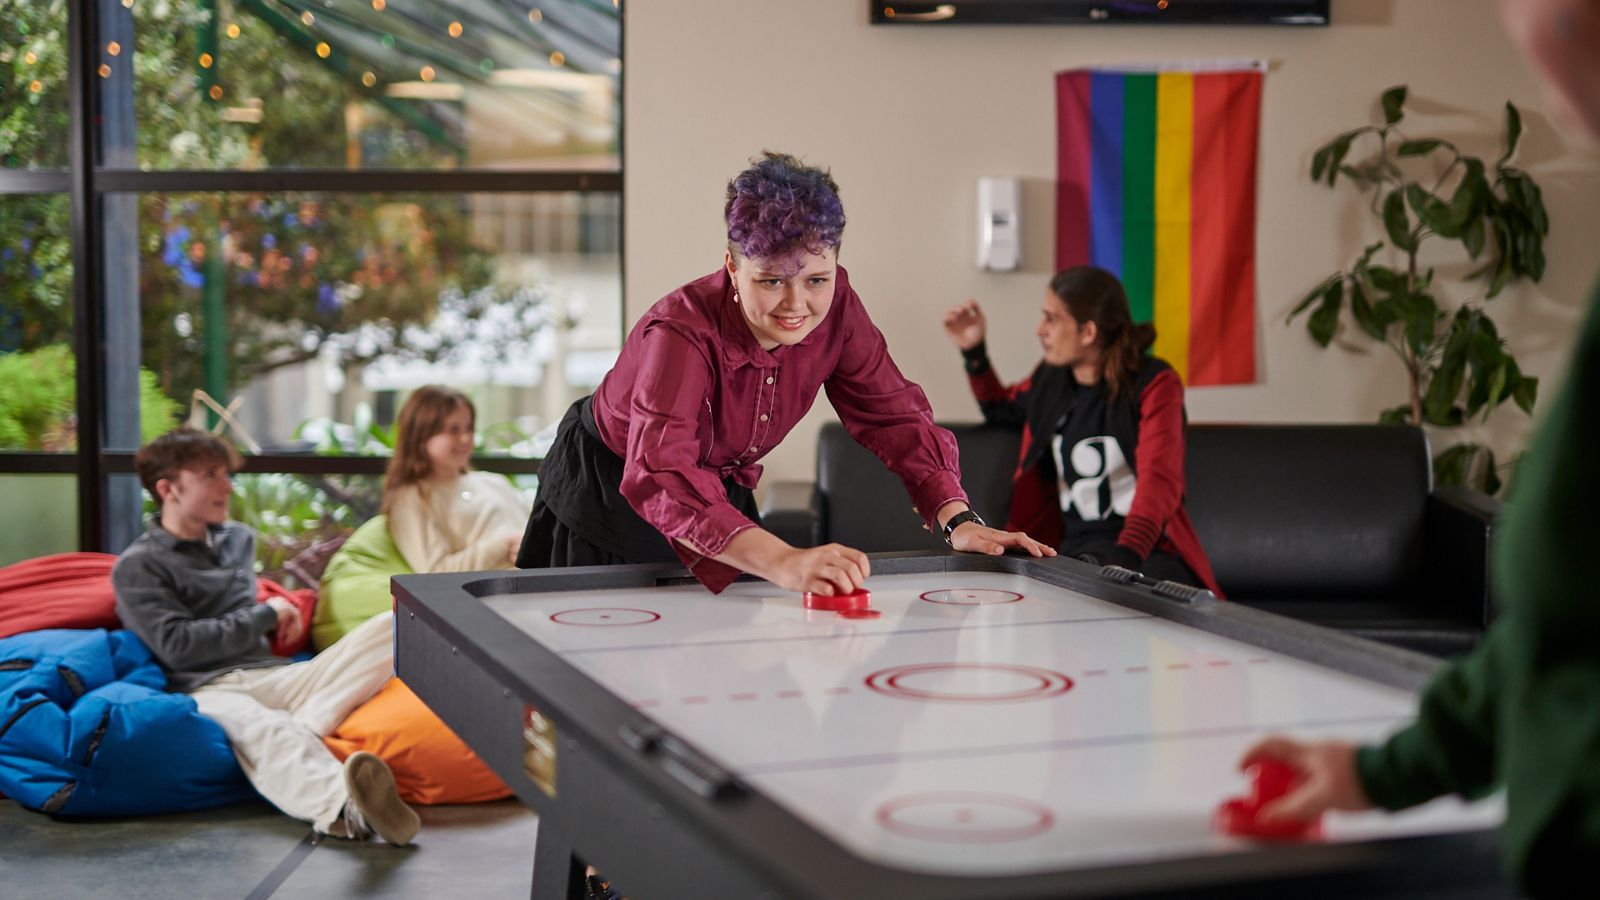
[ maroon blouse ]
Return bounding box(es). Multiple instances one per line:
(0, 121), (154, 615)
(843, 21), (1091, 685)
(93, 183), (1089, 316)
(590, 265), (968, 591)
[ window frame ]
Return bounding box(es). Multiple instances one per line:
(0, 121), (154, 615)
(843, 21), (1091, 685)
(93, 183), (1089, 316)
(0, 0), (625, 551)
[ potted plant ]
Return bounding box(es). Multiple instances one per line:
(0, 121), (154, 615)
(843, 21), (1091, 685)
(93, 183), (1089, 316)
(1290, 86), (1549, 494)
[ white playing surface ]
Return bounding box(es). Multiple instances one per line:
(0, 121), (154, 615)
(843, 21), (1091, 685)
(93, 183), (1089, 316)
(482, 572), (1502, 876)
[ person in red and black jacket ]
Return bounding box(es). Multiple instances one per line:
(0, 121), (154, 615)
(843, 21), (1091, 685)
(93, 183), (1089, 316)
(943, 266), (1222, 595)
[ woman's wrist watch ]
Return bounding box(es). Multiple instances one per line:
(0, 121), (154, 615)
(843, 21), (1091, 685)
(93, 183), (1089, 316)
(941, 509), (987, 546)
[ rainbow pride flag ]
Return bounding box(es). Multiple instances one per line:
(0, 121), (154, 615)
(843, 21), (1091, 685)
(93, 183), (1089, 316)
(1056, 65), (1262, 386)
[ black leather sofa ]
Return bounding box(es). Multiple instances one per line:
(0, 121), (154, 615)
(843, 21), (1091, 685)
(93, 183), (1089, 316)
(761, 422), (1499, 657)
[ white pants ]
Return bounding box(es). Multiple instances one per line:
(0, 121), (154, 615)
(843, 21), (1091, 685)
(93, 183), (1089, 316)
(193, 610), (395, 833)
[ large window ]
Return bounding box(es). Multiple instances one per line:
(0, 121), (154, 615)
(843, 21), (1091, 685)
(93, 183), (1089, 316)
(0, 0), (621, 574)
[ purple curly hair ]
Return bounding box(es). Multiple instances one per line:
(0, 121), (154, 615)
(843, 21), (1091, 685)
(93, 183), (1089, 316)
(724, 152), (846, 266)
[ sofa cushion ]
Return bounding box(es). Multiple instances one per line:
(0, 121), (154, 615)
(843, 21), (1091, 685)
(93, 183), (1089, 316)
(1185, 425), (1430, 600)
(816, 423), (1019, 553)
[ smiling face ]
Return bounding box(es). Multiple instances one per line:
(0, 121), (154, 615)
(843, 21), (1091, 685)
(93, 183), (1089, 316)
(726, 247), (839, 350)
(158, 462), (234, 530)
(423, 402), (475, 479)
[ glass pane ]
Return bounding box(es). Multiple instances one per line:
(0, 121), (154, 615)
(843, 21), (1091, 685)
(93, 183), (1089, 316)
(0, 0), (69, 169)
(105, 0), (619, 170)
(229, 472), (383, 586)
(0, 192), (75, 450)
(0, 474), (77, 566)
(103, 190), (621, 454)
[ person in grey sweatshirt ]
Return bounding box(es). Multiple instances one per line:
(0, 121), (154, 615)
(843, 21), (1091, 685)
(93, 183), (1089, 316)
(113, 427), (419, 846)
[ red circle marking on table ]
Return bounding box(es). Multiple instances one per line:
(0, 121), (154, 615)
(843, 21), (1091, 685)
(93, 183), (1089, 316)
(549, 608), (662, 627)
(864, 663), (1073, 703)
(877, 792), (1055, 843)
(919, 588), (1024, 606)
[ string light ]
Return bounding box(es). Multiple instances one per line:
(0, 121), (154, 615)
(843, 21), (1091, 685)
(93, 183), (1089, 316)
(528, 9), (542, 24)
(448, 21), (463, 38)
(210, 85), (224, 100)
(419, 65), (436, 82)
(226, 24), (240, 39)
(23, 51), (36, 65)
(361, 71), (377, 88)
(549, 50), (565, 67)
(98, 64), (111, 78)
(372, 0), (386, 9)
(301, 11), (315, 26)
(121, 0), (134, 8)
(316, 42), (331, 58)
(29, 80), (42, 93)
(107, 41), (122, 57)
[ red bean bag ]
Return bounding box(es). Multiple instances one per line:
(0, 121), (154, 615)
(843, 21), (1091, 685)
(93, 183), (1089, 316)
(254, 579), (317, 657)
(0, 553), (120, 639)
(323, 678), (511, 805)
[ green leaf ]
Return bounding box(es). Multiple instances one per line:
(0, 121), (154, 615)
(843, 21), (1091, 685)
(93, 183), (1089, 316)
(1406, 183), (1461, 238)
(1462, 215), (1486, 259)
(1433, 443), (1479, 488)
(1311, 145), (1332, 183)
(1402, 291), (1441, 357)
(1397, 139), (1442, 157)
(1348, 280), (1386, 340)
(1487, 360), (1509, 413)
(1483, 448), (1503, 496)
(1324, 131), (1360, 187)
(1366, 266), (1404, 293)
(1381, 85), (1408, 126)
(1499, 102), (1523, 165)
(1514, 375), (1539, 415)
(1446, 158), (1489, 232)
(1308, 280), (1344, 347)
(1423, 325), (1469, 422)
(1290, 278), (1334, 319)
(1382, 190), (1416, 251)
(1378, 404), (1413, 424)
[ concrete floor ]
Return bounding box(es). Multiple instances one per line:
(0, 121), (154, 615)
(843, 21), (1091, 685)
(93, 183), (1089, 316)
(0, 795), (539, 899)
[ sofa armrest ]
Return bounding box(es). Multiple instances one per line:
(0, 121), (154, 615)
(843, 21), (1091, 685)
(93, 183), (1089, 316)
(1425, 484), (1500, 628)
(761, 480), (822, 549)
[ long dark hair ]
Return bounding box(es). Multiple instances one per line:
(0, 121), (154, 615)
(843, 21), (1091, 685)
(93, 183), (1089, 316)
(1048, 266), (1156, 398)
(381, 385), (475, 513)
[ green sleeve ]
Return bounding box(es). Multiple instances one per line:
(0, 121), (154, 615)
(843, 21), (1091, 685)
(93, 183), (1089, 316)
(1355, 621), (1509, 810)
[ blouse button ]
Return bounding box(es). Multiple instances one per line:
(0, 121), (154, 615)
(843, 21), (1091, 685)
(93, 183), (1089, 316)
(759, 414), (769, 422)
(748, 446), (758, 453)
(765, 376), (774, 385)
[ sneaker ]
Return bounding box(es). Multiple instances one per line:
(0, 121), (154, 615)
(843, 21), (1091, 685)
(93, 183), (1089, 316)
(342, 751), (420, 846)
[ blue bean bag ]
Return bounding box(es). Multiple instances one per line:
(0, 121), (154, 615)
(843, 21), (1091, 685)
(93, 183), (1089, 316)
(0, 629), (255, 816)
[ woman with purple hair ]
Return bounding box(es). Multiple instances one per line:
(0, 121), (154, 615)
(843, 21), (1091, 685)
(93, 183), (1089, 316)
(517, 151), (1054, 596)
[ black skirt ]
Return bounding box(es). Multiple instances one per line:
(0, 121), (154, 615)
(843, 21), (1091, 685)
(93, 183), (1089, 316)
(516, 396), (760, 570)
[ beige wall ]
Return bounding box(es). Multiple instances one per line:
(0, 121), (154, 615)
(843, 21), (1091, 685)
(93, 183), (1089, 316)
(624, 0), (1600, 491)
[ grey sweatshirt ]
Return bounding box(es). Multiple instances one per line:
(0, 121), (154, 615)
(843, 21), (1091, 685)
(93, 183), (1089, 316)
(112, 520), (287, 691)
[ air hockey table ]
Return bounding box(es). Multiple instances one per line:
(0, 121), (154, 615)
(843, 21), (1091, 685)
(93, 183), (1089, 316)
(392, 553), (1508, 899)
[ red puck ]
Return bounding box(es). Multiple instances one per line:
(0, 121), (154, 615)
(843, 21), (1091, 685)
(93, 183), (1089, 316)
(1214, 760), (1322, 841)
(804, 589), (871, 611)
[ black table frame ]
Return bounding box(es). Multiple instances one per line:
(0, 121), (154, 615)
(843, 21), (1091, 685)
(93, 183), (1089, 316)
(392, 552), (1508, 899)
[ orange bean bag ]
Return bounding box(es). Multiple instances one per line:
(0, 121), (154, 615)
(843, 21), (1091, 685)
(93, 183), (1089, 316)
(323, 678), (510, 805)
(0, 553), (120, 639)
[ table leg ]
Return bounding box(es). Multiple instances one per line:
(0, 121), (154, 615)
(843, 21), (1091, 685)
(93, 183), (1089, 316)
(531, 818), (585, 900)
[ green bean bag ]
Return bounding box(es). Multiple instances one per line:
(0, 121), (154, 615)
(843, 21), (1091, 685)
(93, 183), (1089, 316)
(313, 515), (413, 651)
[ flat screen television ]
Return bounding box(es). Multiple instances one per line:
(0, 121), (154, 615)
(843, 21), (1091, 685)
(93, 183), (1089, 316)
(870, 2), (1330, 26)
